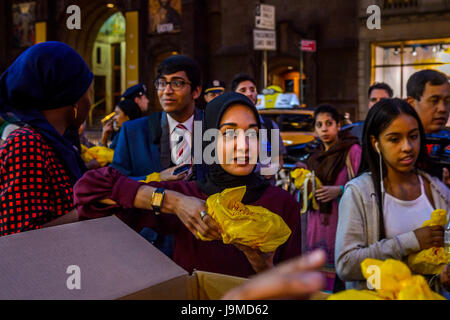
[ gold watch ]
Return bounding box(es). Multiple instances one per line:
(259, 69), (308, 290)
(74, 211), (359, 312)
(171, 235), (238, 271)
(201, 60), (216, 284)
(151, 188), (165, 215)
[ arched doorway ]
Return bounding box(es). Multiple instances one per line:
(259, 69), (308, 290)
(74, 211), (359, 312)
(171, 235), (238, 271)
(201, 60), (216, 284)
(269, 65), (305, 103)
(56, 1), (125, 128)
(90, 12), (126, 126)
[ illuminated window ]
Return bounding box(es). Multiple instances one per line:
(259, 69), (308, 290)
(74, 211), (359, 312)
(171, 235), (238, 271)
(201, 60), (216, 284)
(372, 39), (450, 98)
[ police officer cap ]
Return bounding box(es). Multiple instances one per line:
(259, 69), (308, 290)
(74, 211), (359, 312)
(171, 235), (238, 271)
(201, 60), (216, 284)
(121, 83), (147, 99)
(204, 80), (226, 94)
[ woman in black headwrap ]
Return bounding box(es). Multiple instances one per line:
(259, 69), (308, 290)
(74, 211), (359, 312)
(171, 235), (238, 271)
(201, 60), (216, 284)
(74, 92), (301, 278)
(0, 41), (94, 236)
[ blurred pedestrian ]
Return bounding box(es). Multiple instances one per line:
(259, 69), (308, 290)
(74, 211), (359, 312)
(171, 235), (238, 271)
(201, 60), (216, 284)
(297, 104), (361, 292)
(121, 83), (149, 114)
(344, 82), (393, 144)
(101, 99), (142, 149)
(231, 73), (286, 183)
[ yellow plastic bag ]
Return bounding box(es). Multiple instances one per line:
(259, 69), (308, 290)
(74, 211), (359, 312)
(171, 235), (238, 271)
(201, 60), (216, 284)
(81, 145), (114, 167)
(362, 258), (412, 299)
(139, 172), (162, 183)
(397, 275), (445, 300)
(327, 289), (384, 300)
(80, 144), (93, 163)
(327, 258), (446, 300)
(290, 168), (322, 214)
(198, 186), (292, 252)
(408, 209), (448, 275)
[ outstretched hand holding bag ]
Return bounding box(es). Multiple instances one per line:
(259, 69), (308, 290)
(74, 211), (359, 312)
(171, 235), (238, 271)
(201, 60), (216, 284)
(197, 186), (292, 253)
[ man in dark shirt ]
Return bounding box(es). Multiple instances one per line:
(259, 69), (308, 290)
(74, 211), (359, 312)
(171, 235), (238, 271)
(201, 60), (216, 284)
(406, 69), (449, 186)
(111, 55), (205, 257)
(344, 82), (393, 144)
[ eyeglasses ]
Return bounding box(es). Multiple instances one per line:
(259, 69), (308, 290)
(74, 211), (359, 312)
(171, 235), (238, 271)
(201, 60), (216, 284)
(154, 79), (191, 91)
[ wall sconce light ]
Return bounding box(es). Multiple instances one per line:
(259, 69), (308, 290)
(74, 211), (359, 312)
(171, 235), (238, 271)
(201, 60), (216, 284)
(412, 47), (417, 56)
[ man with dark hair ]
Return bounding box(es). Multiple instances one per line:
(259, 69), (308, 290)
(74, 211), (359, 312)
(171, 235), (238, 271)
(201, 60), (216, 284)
(406, 69), (449, 134)
(343, 82), (394, 144)
(231, 73), (259, 102)
(368, 82), (394, 109)
(406, 69), (449, 186)
(111, 55), (206, 256)
(112, 55), (204, 180)
(231, 73), (286, 182)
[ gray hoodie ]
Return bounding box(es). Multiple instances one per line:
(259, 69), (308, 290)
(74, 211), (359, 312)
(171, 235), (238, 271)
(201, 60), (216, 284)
(335, 170), (449, 290)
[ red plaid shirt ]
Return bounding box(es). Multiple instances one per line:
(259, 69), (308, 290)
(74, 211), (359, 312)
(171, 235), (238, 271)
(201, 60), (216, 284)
(0, 127), (74, 236)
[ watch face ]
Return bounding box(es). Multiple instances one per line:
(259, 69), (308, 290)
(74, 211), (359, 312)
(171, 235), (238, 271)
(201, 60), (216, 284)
(153, 193), (163, 206)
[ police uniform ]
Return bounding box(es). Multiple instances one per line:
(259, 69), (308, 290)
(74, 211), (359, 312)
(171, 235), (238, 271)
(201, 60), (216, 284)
(204, 80), (225, 95)
(121, 83), (147, 100)
(203, 80), (226, 104)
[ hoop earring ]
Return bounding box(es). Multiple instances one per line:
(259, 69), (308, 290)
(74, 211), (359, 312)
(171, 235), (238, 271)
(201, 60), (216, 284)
(73, 107), (78, 120)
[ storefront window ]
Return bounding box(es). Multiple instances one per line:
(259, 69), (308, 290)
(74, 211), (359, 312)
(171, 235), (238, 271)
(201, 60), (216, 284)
(372, 40), (450, 98)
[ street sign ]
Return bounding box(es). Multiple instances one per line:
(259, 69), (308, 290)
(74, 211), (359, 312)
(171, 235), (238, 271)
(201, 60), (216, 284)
(255, 4), (275, 30)
(300, 39), (316, 52)
(254, 29), (276, 51)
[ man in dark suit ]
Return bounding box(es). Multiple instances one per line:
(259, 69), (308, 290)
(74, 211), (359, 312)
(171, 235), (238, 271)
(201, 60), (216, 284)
(111, 55), (205, 256)
(111, 55), (204, 181)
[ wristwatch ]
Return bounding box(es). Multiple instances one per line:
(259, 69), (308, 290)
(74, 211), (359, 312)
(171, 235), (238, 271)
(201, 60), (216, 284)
(151, 188), (165, 215)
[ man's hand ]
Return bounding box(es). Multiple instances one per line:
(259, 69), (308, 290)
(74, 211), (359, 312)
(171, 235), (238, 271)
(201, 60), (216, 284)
(222, 250), (326, 300)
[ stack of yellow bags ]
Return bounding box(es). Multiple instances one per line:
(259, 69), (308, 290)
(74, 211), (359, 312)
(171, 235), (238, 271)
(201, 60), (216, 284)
(198, 186), (292, 252)
(328, 258), (445, 300)
(290, 168), (322, 214)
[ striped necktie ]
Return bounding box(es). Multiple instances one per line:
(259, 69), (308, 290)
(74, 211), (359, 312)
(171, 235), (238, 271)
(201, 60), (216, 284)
(171, 124), (191, 165)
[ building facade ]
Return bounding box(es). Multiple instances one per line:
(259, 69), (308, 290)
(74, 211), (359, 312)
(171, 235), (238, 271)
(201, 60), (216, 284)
(8, 1), (449, 125)
(358, 0), (450, 121)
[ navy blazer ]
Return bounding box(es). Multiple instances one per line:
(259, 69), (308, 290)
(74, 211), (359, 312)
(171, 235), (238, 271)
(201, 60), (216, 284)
(110, 108), (205, 181)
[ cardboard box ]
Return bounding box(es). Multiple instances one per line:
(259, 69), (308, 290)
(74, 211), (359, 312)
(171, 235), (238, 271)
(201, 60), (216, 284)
(0, 216), (246, 300)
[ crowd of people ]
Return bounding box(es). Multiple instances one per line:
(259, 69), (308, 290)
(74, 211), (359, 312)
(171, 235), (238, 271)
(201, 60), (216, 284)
(0, 41), (449, 300)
